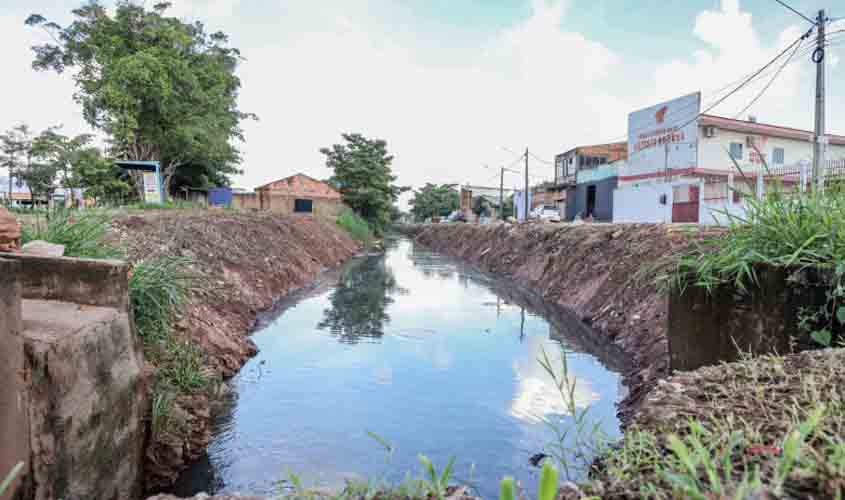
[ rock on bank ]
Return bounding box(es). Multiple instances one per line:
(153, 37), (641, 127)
(408, 223), (703, 421)
(110, 212), (359, 490)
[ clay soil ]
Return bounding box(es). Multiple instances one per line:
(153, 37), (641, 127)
(406, 222), (716, 423)
(110, 211), (359, 490)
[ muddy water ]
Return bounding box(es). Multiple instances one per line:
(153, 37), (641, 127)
(174, 236), (628, 499)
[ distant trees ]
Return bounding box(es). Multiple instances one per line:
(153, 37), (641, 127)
(0, 124), (133, 206)
(321, 133), (408, 232)
(409, 183), (460, 222)
(26, 1), (254, 199)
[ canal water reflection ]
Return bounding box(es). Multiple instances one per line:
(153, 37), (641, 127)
(174, 236), (627, 499)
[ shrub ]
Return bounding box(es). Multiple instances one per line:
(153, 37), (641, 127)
(21, 209), (122, 259)
(337, 208), (374, 245)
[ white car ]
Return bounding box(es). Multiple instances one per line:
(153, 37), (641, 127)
(530, 206), (561, 223)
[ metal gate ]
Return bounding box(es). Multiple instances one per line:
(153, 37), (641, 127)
(672, 184), (699, 223)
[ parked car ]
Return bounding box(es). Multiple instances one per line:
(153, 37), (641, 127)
(530, 206), (561, 223)
(446, 211), (467, 223)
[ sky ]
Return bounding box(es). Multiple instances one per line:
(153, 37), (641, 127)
(2, 0), (844, 207)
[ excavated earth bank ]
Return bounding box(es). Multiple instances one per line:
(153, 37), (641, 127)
(109, 211), (359, 490)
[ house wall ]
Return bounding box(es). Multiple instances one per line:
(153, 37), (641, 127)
(700, 126), (845, 173)
(613, 183), (674, 223)
(259, 192), (343, 217)
(565, 177), (617, 221)
(232, 192), (259, 210)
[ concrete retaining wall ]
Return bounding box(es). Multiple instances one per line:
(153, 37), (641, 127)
(668, 264), (833, 371)
(0, 253), (147, 500)
(0, 258), (29, 500)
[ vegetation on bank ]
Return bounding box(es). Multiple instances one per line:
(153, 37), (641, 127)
(336, 208), (374, 245)
(19, 210), (210, 438)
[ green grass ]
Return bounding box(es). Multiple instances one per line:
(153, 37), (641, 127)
(583, 349), (845, 499)
(663, 184), (845, 294)
(337, 208), (374, 245)
(21, 209), (123, 259)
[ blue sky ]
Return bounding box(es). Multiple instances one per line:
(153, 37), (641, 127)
(1, 0), (843, 198)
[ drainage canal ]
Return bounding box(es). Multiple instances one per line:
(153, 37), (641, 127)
(174, 236), (627, 498)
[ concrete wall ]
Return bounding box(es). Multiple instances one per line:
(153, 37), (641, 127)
(0, 259), (29, 500)
(613, 183), (673, 223)
(258, 193), (344, 217)
(0, 253), (146, 500)
(668, 264), (833, 371)
(699, 198), (748, 226)
(232, 192), (259, 211)
(565, 177), (618, 221)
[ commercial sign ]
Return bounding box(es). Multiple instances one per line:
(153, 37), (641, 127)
(143, 171), (162, 204)
(627, 92), (701, 177)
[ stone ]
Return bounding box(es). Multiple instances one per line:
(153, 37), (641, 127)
(21, 240), (65, 257)
(0, 207), (21, 252)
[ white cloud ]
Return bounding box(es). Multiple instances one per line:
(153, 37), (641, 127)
(653, 0), (810, 126)
(162, 0), (240, 20)
(234, 0), (633, 199)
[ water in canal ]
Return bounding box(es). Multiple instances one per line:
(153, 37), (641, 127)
(175, 236), (628, 499)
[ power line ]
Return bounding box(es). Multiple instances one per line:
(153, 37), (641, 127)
(733, 37), (806, 119)
(772, 0), (817, 25)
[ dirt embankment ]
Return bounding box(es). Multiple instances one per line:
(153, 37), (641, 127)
(406, 223), (707, 422)
(110, 212), (359, 490)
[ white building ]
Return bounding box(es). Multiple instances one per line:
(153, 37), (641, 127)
(613, 92), (845, 224)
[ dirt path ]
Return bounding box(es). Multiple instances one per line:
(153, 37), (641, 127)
(110, 212), (359, 490)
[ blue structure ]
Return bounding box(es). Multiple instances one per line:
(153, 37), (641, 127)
(208, 187), (233, 207)
(114, 160), (163, 204)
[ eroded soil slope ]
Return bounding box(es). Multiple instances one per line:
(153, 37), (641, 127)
(409, 223), (709, 421)
(110, 211), (359, 489)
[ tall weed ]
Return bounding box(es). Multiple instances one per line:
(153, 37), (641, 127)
(21, 209), (122, 259)
(337, 209), (374, 245)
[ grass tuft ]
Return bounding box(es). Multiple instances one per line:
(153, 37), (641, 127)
(21, 209), (122, 259)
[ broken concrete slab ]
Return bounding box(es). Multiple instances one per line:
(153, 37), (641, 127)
(21, 240), (65, 257)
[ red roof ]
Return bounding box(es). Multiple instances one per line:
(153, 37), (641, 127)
(700, 114), (845, 146)
(256, 173), (341, 199)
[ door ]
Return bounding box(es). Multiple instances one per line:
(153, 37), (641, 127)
(294, 198), (313, 213)
(672, 185), (700, 223)
(586, 185), (597, 217)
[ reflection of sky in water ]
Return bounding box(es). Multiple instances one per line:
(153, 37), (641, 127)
(174, 237), (623, 500)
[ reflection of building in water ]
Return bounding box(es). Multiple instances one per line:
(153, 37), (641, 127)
(509, 348), (600, 424)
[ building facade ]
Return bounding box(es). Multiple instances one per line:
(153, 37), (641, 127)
(246, 174), (344, 216)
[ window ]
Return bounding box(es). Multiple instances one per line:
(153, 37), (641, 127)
(773, 148), (785, 165)
(294, 199), (313, 213)
(730, 142), (743, 160)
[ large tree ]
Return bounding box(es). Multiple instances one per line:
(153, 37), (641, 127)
(26, 1), (254, 199)
(408, 183), (460, 222)
(320, 133), (408, 231)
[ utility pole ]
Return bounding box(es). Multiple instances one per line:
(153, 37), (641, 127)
(812, 9), (827, 189)
(524, 148), (529, 222)
(499, 167), (504, 221)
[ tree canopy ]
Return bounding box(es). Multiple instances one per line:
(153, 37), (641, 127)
(320, 133), (408, 232)
(409, 183), (460, 222)
(27, 1), (254, 198)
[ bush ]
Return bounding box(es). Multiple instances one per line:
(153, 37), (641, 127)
(21, 209), (122, 259)
(337, 208), (374, 245)
(666, 186), (845, 293)
(129, 256), (201, 346)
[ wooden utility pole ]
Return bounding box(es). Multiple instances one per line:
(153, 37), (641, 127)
(524, 148), (529, 221)
(812, 9), (827, 189)
(499, 167), (504, 220)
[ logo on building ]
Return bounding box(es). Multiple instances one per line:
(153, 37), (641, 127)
(655, 106), (668, 124)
